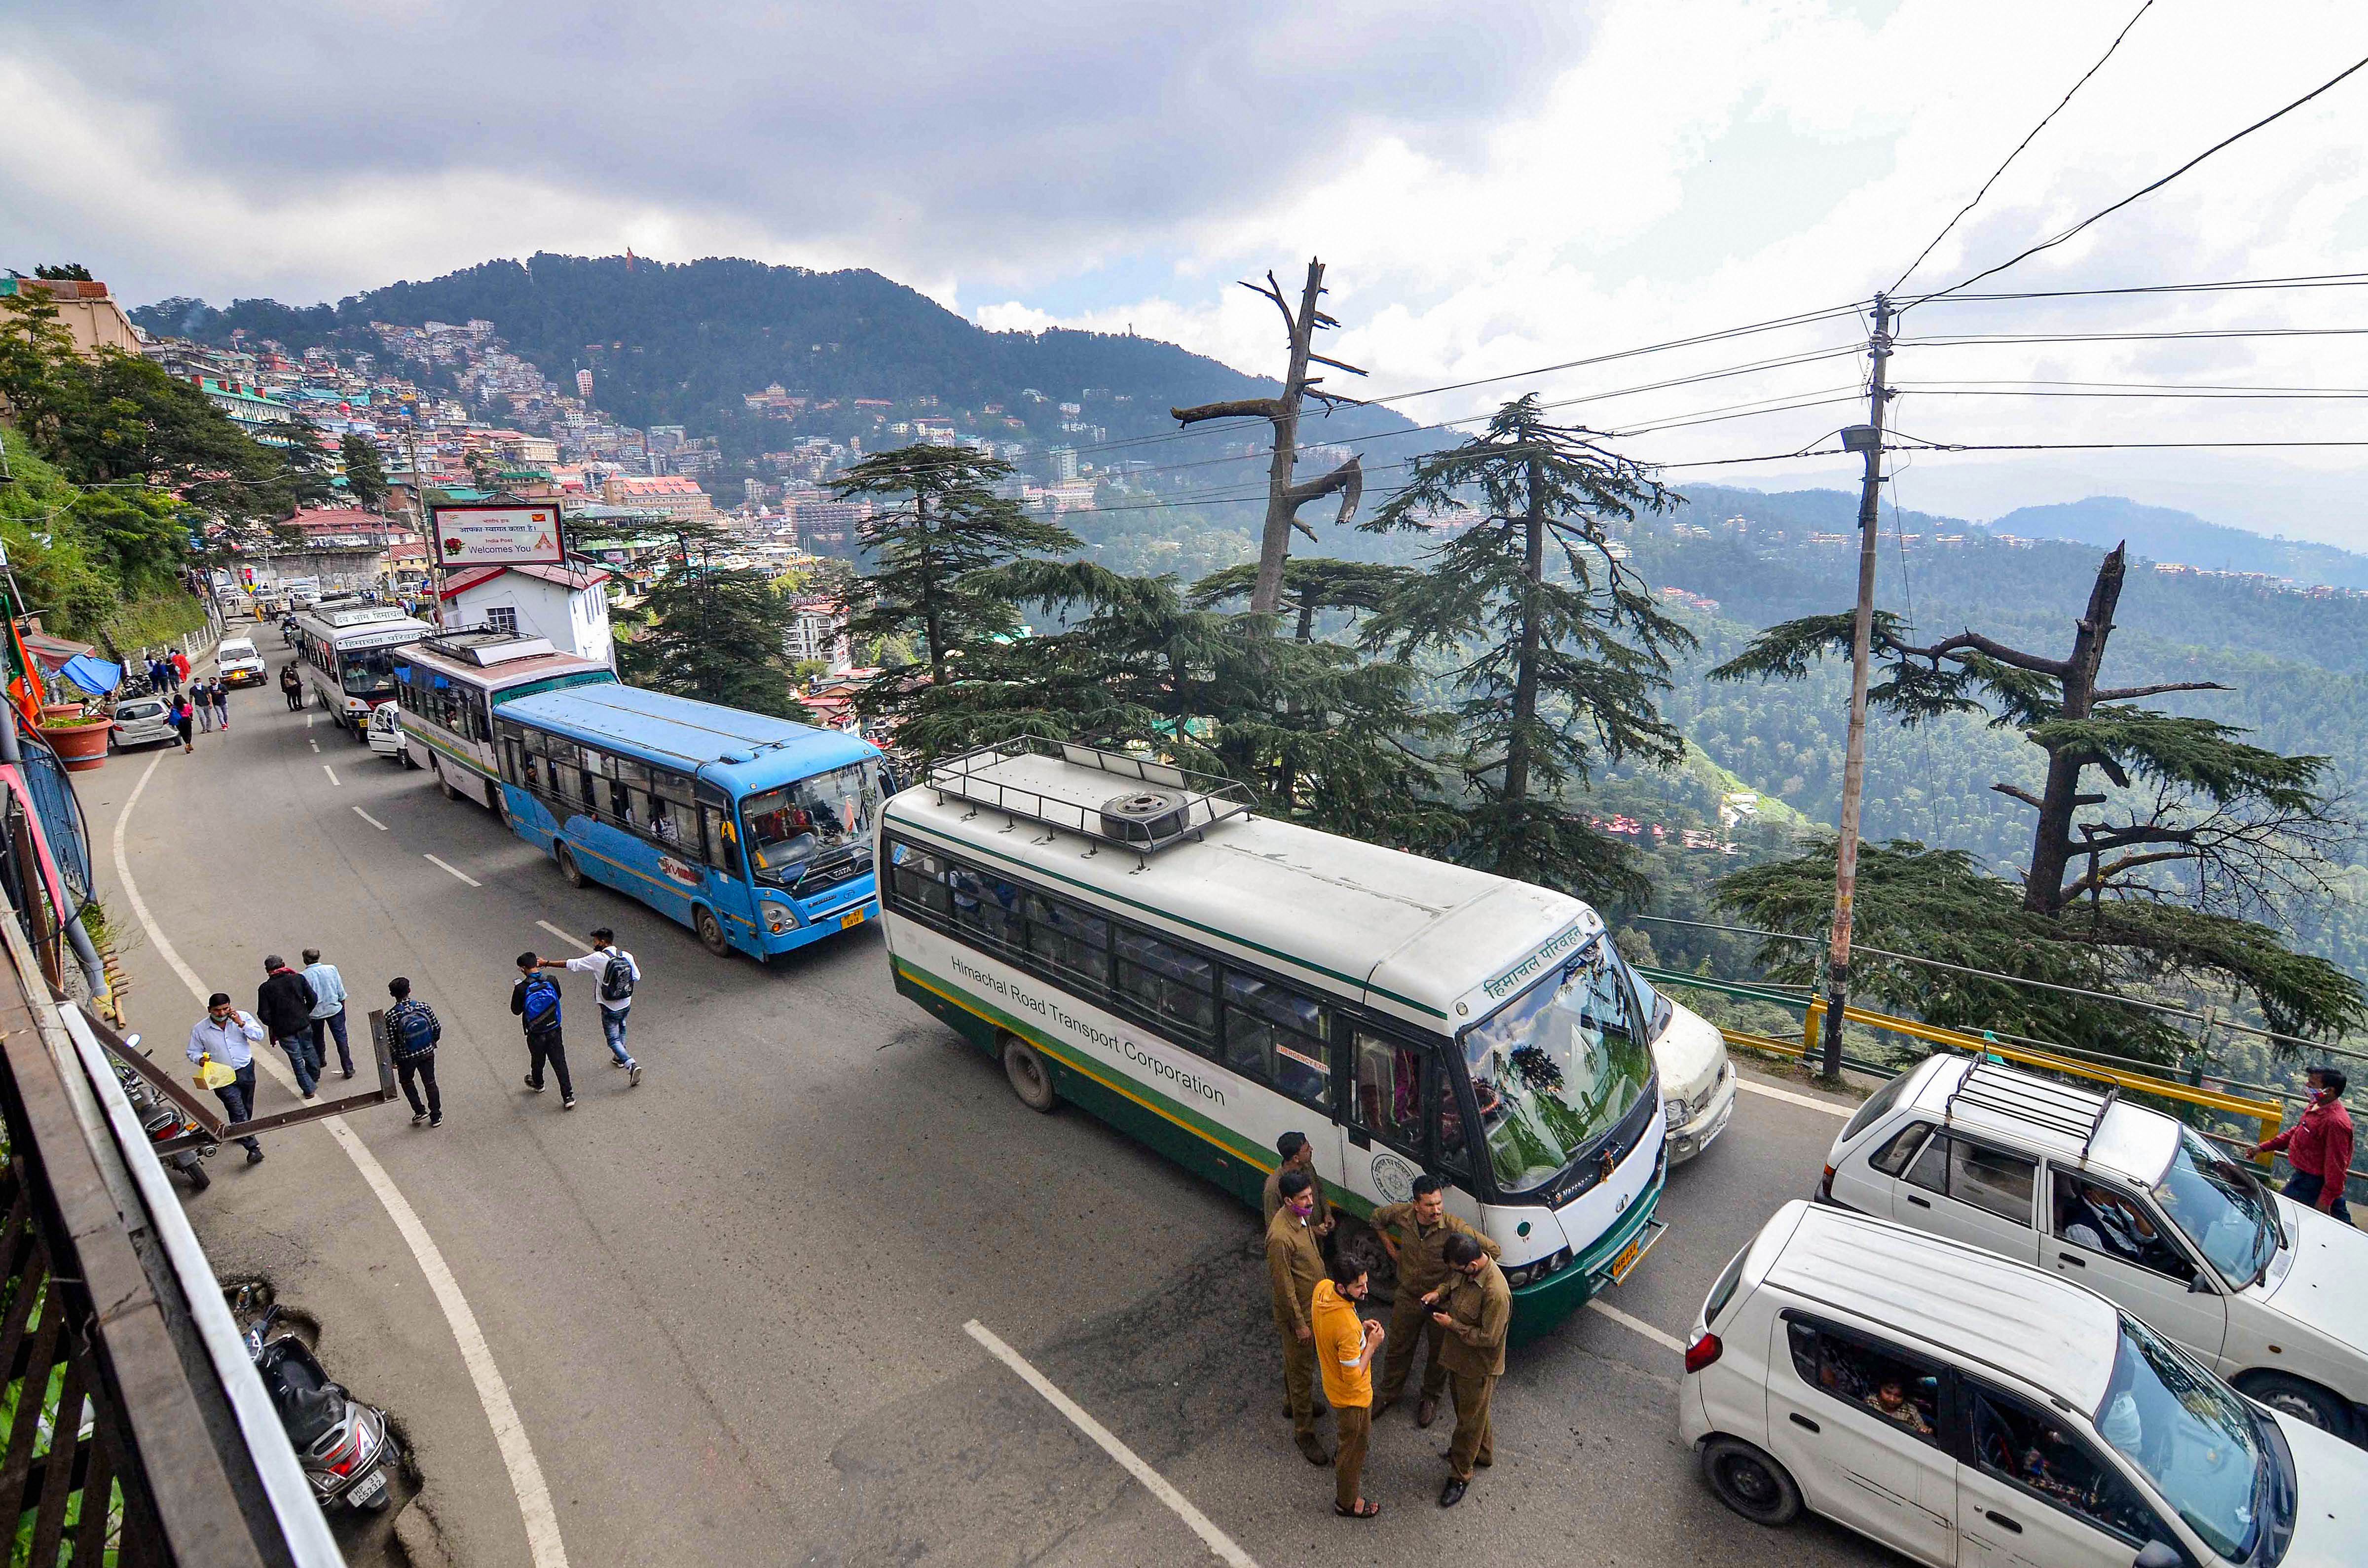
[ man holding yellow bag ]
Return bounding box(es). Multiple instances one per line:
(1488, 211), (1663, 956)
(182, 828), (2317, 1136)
(187, 992), (267, 1165)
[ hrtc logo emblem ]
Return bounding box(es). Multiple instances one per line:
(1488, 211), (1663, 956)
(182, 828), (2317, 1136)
(1369, 1152), (1419, 1205)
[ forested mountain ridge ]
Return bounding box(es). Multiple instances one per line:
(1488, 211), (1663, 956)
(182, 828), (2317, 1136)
(1991, 495), (2368, 590)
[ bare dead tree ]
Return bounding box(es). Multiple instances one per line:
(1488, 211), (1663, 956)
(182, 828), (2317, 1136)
(1171, 259), (1366, 618)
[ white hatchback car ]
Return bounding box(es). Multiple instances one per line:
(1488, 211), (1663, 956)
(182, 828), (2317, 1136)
(1683, 1201), (2366, 1568)
(1821, 1055), (2368, 1445)
(110, 696), (179, 749)
(365, 701), (404, 761)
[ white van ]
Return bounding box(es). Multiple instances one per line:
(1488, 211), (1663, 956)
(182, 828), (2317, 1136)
(216, 637), (268, 688)
(1682, 1201), (2366, 1568)
(1625, 961), (1737, 1164)
(1821, 1055), (2368, 1443)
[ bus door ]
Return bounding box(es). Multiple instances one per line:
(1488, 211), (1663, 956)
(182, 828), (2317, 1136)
(1336, 1026), (1481, 1234)
(696, 788), (760, 951)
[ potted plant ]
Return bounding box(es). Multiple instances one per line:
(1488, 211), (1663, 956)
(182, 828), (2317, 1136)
(37, 709), (113, 772)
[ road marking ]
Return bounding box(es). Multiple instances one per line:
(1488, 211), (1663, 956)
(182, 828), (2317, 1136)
(964, 1320), (1258, 1568)
(111, 753), (569, 1568)
(354, 807), (387, 831)
(1737, 1078), (1852, 1119)
(1588, 1298), (1688, 1353)
(535, 921), (592, 953)
(305, 712), (314, 728)
(424, 854), (481, 887)
(322, 765), (340, 786)
(308, 739), (320, 753)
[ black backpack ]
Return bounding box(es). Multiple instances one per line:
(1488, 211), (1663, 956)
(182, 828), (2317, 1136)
(599, 951), (636, 1004)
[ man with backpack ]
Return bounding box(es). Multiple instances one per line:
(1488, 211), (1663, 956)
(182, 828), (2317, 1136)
(385, 977), (442, 1127)
(510, 952), (574, 1109)
(538, 927), (642, 1087)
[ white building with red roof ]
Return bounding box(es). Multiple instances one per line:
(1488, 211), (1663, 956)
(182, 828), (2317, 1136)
(437, 559), (614, 668)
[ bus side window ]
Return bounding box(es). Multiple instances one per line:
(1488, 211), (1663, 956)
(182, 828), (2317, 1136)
(1221, 971), (1331, 1109)
(1352, 1031), (1424, 1153)
(466, 690), (489, 742)
(948, 865), (1023, 948)
(1113, 927), (1216, 1044)
(888, 841), (953, 918)
(1023, 893), (1108, 988)
(1435, 1076), (1474, 1179)
(702, 805), (741, 877)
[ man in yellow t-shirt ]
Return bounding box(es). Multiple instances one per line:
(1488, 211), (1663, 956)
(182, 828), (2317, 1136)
(1311, 1255), (1386, 1519)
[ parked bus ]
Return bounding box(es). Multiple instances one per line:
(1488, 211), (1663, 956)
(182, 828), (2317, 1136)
(291, 604), (434, 734)
(492, 685), (886, 959)
(390, 632), (617, 809)
(878, 738), (1666, 1338)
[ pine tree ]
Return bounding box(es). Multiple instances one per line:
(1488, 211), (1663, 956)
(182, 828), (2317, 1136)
(340, 433), (389, 511)
(1188, 557), (1407, 642)
(617, 533), (811, 722)
(1361, 395), (1692, 901)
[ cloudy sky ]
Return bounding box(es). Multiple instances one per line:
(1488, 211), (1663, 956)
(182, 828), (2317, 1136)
(10, 0), (2368, 538)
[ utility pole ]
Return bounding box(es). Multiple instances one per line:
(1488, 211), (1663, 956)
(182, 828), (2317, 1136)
(1821, 293), (1896, 1083)
(1172, 259), (1367, 616)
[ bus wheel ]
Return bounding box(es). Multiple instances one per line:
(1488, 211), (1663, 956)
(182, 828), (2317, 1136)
(695, 906), (731, 957)
(553, 844), (586, 889)
(1001, 1035), (1058, 1113)
(435, 761), (457, 799)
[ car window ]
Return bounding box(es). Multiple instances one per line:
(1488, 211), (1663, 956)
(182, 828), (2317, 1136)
(1964, 1383), (2161, 1545)
(1782, 1315), (1943, 1447)
(2051, 1171), (2195, 1282)
(1844, 1067), (1919, 1141)
(1901, 1131), (2035, 1225)
(1869, 1121), (1932, 1177)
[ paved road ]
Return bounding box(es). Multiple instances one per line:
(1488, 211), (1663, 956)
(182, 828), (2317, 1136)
(91, 671), (1903, 1568)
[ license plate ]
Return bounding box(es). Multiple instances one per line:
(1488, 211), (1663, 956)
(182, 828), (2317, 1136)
(348, 1469), (387, 1506)
(839, 906), (868, 930)
(1608, 1218), (1667, 1284)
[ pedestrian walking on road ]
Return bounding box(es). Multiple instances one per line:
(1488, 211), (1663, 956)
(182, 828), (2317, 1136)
(194, 679), (216, 732)
(257, 955), (320, 1098)
(210, 676), (230, 731)
(170, 649), (190, 691)
(1313, 1255), (1384, 1520)
(1267, 1167), (1332, 1465)
(187, 992), (266, 1164)
(301, 948), (354, 1079)
(538, 928), (641, 1086)
(385, 977), (442, 1127)
(170, 693), (195, 754)
(281, 663), (303, 711)
(1371, 1174), (1500, 1427)
(2252, 1067), (2356, 1223)
(511, 952), (575, 1108)
(1426, 1232), (1511, 1509)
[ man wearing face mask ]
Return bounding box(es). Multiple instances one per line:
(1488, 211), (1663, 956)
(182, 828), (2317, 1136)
(1266, 1167), (1332, 1465)
(187, 992), (266, 1164)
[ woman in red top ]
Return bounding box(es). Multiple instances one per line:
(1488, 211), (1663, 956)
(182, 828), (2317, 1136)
(2253, 1067), (2355, 1223)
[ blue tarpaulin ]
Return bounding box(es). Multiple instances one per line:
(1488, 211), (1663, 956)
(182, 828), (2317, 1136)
(56, 654), (121, 695)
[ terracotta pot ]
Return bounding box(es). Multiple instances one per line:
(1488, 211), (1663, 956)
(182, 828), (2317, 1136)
(39, 720), (111, 773)
(41, 703), (81, 723)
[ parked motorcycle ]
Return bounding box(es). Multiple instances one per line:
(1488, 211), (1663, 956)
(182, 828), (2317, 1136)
(108, 1033), (212, 1194)
(242, 1305), (399, 1511)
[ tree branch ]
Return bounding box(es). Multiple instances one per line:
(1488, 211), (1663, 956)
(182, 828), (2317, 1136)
(1990, 783), (2046, 810)
(1172, 397), (1283, 426)
(1887, 627), (2070, 677)
(2094, 680), (2229, 701)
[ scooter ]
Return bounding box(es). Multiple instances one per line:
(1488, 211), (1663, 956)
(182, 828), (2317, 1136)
(243, 1305), (400, 1511)
(108, 1033), (212, 1194)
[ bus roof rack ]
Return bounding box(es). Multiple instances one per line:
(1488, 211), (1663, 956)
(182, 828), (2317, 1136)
(1942, 1057), (2113, 1148)
(924, 736), (1254, 855)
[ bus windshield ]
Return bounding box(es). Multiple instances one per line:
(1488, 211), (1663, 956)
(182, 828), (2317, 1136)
(341, 647), (404, 695)
(743, 760), (882, 887)
(1460, 939), (1652, 1195)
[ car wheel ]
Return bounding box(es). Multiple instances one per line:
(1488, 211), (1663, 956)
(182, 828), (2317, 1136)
(695, 905), (731, 957)
(1001, 1035), (1058, 1113)
(553, 843), (586, 889)
(2239, 1373), (2356, 1440)
(1702, 1437), (1802, 1527)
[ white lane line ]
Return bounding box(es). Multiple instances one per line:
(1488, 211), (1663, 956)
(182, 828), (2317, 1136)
(305, 712), (314, 728)
(1737, 1078), (1852, 1119)
(1587, 1298), (1688, 1354)
(964, 1320), (1258, 1568)
(354, 807), (387, 831)
(111, 752), (569, 1568)
(309, 739), (320, 753)
(424, 854), (481, 888)
(322, 765), (340, 787)
(535, 921), (592, 953)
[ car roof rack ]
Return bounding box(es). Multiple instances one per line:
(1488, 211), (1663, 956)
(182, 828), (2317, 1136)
(1942, 1058), (2115, 1154)
(922, 735), (1254, 857)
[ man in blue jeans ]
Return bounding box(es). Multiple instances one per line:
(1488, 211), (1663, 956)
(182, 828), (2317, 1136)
(301, 947), (354, 1079)
(540, 927), (642, 1087)
(187, 992), (266, 1164)
(256, 954), (319, 1098)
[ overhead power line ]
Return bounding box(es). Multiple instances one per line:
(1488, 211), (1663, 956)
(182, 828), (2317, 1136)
(1921, 51), (2368, 302)
(1891, 0), (2157, 292)
(1920, 269), (2368, 303)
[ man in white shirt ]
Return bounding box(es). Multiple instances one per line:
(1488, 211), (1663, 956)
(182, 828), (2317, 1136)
(540, 927), (642, 1086)
(301, 947), (354, 1079)
(187, 991), (266, 1163)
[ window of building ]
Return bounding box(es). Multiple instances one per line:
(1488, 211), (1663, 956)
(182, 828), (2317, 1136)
(484, 606), (518, 634)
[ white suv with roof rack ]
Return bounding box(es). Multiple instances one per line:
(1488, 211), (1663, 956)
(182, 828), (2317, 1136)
(1682, 1201), (2366, 1568)
(1819, 1054), (2368, 1445)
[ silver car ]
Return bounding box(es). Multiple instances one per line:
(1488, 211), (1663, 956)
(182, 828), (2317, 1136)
(111, 697), (178, 749)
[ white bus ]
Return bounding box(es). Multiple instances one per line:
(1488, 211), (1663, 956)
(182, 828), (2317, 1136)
(290, 605), (435, 735)
(880, 739), (1667, 1339)
(389, 632), (616, 809)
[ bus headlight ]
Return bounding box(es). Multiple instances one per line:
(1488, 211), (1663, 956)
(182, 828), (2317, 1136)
(762, 902), (792, 934)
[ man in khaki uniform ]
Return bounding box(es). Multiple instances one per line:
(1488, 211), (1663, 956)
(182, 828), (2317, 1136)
(1371, 1173), (1499, 1428)
(1261, 1130), (1332, 1231)
(1266, 1167), (1332, 1464)
(1425, 1231), (1510, 1508)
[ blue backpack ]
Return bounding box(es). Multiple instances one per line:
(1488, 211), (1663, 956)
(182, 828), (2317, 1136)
(520, 973), (561, 1030)
(390, 1001), (438, 1060)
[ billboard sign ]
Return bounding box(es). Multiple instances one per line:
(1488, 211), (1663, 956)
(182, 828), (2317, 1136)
(429, 503), (566, 568)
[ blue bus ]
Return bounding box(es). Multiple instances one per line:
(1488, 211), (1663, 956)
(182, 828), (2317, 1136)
(490, 685), (886, 959)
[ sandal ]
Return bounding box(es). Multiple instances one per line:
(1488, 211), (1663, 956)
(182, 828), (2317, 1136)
(1334, 1500), (1379, 1519)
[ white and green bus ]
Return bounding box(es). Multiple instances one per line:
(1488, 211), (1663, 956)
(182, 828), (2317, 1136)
(879, 738), (1667, 1338)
